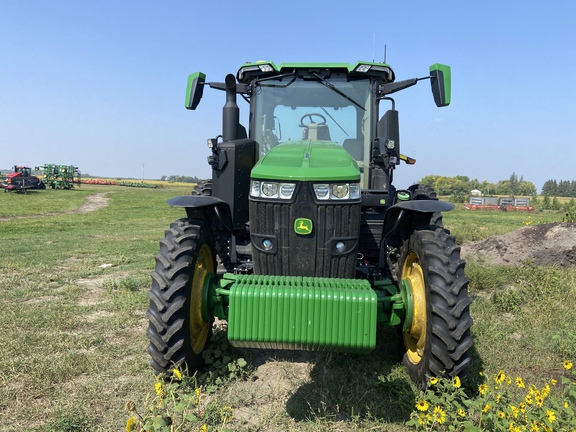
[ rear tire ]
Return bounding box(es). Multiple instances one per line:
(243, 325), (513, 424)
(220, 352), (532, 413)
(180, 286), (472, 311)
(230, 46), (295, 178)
(408, 184), (442, 226)
(398, 226), (473, 388)
(192, 180), (212, 196)
(146, 219), (216, 375)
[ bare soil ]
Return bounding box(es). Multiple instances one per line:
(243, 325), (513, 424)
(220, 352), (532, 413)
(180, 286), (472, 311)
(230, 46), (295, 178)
(460, 222), (576, 266)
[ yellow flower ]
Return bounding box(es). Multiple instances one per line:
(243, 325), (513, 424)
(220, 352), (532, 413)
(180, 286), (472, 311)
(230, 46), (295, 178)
(479, 384), (489, 396)
(516, 377), (525, 388)
(496, 394), (502, 403)
(564, 401), (569, 409)
(416, 400), (429, 412)
(511, 405), (519, 419)
(416, 414), (427, 425)
(519, 402), (526, 413)
(535, 395), (544, 407)
(546, 410), (556, 423)
(433, 406), (446, 424)
(172, 367), (182, 381)
(429, 377), (438, 385)
(453, 376), (461, 388)
(541, 384), (551, 398)
(550, 379), (557, 386)
(482, 403), (491, 413)
(194, 387), (201, 405)
(529, 420), (540, 432)
(220, 406), (234, 424)
(200, 425), (208, 432)
(125, 417), (136, 432)
(457, 408), (466, 417)
(154, 381), (163, 396)
(495, 370), (506, 384)
(564, 360), (573, 370)
(498, 411), (506, 419)
(525, 394), (533, 404)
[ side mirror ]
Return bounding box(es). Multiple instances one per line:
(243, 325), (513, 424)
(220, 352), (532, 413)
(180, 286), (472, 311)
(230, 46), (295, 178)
(429, 64), (451, 107)
(185, 72), (206, 110)
(377, 109), (400, 165)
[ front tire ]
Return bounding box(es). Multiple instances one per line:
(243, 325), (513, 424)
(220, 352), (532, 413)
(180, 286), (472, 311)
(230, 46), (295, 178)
(398, 226), (473, 388)
(146, 219), (216, 375)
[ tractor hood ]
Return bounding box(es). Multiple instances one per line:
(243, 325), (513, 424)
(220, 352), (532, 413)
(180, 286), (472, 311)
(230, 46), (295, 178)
(251, 141), (360, 182)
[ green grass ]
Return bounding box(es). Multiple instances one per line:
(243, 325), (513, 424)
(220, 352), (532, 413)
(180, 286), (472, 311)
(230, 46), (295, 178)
(0, 187), (574, 431)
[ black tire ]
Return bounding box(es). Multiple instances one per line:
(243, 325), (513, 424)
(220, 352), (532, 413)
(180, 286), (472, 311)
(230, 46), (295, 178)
(146, 219), (217, 375)
(408, 184), (442, 226)
(192, 180), (212, 196)
(398, 226), (473, 388)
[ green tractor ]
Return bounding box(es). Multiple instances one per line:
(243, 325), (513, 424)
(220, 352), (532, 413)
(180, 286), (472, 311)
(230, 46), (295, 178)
(147, 60), (472, 388)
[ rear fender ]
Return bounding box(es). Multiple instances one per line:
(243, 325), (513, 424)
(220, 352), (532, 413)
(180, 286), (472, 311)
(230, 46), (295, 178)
(382, 200), (454, 239)
(167, 196), (233, 233)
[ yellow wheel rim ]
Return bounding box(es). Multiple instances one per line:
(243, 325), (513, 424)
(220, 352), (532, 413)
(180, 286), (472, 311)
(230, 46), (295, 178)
(189, 243), (214, 354)
(402, 250), (427, 365)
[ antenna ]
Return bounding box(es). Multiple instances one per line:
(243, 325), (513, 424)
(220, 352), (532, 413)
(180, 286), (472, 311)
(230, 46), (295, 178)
(372, 34), (376, 62)
(384, 44), (387, 64)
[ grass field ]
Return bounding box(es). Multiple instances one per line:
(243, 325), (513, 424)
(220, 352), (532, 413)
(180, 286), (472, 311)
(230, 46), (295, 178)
(0, 186), (574, 431)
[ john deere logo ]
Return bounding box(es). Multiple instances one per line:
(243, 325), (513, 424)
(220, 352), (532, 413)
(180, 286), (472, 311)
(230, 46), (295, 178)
(294, 218), (313, 235)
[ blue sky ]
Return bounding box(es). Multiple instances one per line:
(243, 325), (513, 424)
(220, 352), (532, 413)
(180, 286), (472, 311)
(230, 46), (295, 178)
(1, 1), (575, 191)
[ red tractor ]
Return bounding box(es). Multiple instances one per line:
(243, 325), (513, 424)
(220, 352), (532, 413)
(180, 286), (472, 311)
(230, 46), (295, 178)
(1, 166), (46, 193)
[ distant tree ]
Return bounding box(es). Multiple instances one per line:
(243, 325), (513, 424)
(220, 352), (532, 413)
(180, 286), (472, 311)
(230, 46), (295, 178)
(162, 175), (201, 183)
(542, 179), (558, 196)
(509, 172), (520, 197)
(517, 181), (537, 196)
(495, 180), (511, 195)
(558, 180), (571, 197)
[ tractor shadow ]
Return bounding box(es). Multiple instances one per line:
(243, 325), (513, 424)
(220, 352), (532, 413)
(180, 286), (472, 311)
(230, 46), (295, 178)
(280, 326), (416, 424)
(280, 328), (484, 425)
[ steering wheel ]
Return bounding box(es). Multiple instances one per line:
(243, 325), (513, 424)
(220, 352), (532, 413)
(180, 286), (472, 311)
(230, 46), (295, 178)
(299, 113), (327, 127)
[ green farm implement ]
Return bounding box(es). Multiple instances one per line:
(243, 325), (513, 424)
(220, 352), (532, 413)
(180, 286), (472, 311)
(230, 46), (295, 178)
(147, 60), (472, 388)
(39, 164), (81, 189)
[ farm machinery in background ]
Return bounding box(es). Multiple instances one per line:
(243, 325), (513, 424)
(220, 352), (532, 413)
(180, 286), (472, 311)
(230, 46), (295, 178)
(38, 164), (81, 189)
(147, 59), (473, 389)
(464, 196), (535, 211)
(1, 166), (46, 193)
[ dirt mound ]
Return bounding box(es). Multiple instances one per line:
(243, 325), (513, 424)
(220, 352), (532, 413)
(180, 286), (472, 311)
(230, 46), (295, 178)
(460, 222), (576, 266)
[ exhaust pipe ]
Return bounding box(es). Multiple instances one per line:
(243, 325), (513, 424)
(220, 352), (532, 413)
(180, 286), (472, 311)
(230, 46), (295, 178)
(222, 74), (240, 141)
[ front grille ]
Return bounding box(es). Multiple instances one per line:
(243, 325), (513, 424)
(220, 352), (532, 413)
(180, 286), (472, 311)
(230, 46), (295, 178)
(249, 183), (361, 278)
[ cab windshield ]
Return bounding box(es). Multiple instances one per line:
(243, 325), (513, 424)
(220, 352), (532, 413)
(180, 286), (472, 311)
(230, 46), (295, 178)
(252, 76), (374, 183)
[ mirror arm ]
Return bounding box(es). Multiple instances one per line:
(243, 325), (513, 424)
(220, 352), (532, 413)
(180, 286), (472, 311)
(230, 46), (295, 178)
(209, 82), (250, 95)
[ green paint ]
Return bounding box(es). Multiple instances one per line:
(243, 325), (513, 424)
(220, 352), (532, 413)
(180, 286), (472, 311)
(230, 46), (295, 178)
(225, 275), (378, 353)
(250, 141), (360, 182)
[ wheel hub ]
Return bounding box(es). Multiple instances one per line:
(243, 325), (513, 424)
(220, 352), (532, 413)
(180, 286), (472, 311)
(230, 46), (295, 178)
(189, 244), (214, 354)
(401, 251), (427, 364)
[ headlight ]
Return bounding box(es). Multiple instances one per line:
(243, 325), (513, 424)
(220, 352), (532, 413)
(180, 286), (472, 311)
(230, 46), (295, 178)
(314, 182), (361, 200)
(250, 180), (295, 200)
(313, 184), (330, 200)
(261, 182), (278, 198)
(331, 184), (348, 199)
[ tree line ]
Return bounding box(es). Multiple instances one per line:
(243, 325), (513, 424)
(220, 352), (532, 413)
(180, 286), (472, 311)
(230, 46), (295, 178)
(160, 175), (202, 183)
(417, 172), (537, 199)
(541, 179), (576, 197)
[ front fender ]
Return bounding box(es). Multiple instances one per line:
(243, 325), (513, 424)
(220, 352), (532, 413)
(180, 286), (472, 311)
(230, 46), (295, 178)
(383, 200), (454, 239)
(167, 195), (233, 233)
